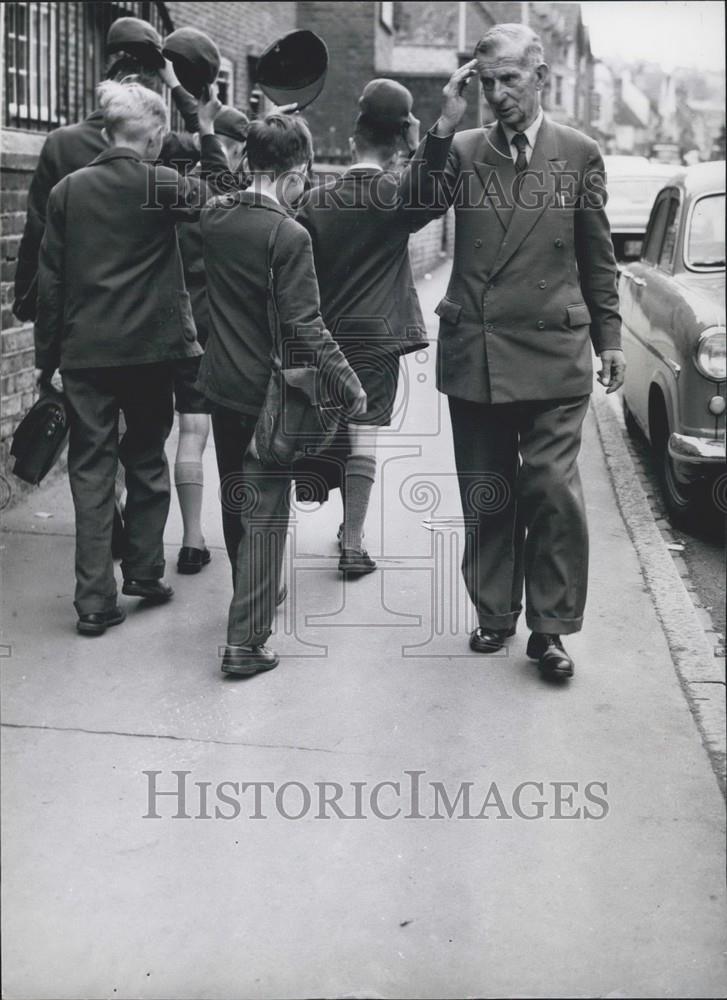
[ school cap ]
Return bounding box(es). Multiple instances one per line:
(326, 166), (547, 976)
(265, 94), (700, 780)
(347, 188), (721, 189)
(358, 78), (416, 131)
(106, 17), (165, 69)
(256, 30), (328, 111)
(163, 27), (221, 98)
(214, 106), (250, 141)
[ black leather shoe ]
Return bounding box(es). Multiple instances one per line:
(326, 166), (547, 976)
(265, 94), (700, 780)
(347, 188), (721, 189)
(469, 625), (517, 654)
(77, 605), (126, 636)
(177, 546), (211, 575)
(221, 644), (279, 676)
(339, 548), (377, 576)
(122, 579), (174, 603)
(526, 633), (575, 679)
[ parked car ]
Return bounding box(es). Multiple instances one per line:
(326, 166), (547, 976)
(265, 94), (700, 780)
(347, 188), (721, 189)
(620, 160), (726, 526)
(604, 156), (678, 262)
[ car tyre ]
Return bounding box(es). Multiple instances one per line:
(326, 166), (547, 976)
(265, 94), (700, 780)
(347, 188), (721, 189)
(623, 396), (640, 437)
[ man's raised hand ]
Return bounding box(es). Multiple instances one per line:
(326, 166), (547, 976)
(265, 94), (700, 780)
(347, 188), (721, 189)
(435, 59), (478, 137)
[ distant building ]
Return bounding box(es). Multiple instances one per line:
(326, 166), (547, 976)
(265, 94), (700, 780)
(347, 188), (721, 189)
(612, 69), (654, 155)
(625, 60), (726, 161)
(590, 59), (616, 151)
(300, 1), (597, 161)
(687, 100), (727, 160)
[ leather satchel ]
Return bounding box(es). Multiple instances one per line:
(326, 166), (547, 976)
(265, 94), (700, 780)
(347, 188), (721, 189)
(10, 383), (70, 485)
(254, 218), (342, 468)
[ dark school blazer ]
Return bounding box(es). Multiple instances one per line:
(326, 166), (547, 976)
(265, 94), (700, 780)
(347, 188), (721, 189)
(13, 85), (200, 321)
(297, 165), (429, 358)
(197, 190), (363, 417)
(35, 134), (227, 372)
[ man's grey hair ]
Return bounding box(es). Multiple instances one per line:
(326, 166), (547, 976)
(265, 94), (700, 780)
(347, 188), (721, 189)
(474, 23), (545, 67)
(96, 79), (168, 143)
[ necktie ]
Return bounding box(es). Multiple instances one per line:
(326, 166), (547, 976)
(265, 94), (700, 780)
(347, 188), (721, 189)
(512, 132), (529, 173)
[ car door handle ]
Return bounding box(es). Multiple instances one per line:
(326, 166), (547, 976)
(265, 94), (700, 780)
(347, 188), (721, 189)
(622, 270), (646, 287)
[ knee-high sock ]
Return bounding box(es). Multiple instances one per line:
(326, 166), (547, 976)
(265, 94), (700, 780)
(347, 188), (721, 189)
(343, 454), (376, 551)
(174, 461), (204, 548)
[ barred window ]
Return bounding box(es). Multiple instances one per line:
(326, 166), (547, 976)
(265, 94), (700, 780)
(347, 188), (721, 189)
(3, 1), (173, 133)
(5, 2), (59, 127)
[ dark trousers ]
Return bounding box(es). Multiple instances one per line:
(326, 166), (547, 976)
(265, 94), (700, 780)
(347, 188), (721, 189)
(211, 406), (290, 646)
(448, 394), (590, 635)
(63, 364), (174, 615)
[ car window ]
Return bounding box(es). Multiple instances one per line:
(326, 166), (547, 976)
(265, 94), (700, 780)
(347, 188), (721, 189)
(642, 191), (671, 264)
(686, 193), (726, 269)
(658, 194), (681, 271)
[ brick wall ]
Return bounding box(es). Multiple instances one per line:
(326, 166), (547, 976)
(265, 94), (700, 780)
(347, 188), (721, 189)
(1, 131), (46, 500)
(392, 71), (481, 134)
(296, 1), (379, 160)
(165, 1), (296, 114)
(409, 210), (455, 278)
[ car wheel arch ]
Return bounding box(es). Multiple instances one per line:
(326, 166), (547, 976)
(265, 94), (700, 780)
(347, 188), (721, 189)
(647, 376), (677, 447)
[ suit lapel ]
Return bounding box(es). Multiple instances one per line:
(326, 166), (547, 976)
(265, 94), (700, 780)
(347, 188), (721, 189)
(489, 116), (560, 279)
(472, 123), (515, 232)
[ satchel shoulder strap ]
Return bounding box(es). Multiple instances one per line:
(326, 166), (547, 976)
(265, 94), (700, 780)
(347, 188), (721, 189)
(266, 215), (287, 359)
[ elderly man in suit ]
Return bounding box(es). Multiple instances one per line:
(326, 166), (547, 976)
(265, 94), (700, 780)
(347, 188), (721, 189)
(406, 23), (624, 680)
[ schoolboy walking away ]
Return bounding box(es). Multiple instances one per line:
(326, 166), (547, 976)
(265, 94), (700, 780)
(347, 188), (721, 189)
(13, 16), (211, 557)
(173, 105), (249, 576)
(35, 81), (227, 636)
(198, 113), (367, 676)
(297, 80), (429, 577)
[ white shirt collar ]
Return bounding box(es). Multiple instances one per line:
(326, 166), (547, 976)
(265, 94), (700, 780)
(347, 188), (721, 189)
(252, 187), (280, 205)
(501, 108), (544, 152)
(347, 161), (384, 173)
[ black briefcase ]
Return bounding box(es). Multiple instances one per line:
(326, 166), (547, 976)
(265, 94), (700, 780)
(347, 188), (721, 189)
(10, 385), (70, 485)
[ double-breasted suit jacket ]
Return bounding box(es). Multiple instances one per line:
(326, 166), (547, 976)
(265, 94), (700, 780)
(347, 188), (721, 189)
(406, 117), (622, 403)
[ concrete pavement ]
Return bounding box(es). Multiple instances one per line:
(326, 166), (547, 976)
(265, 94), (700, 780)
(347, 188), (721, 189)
(2, 262), (726, 999)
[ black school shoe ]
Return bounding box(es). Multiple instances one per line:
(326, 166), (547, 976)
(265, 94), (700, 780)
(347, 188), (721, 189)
(177, 546), (212, 575)
(221, 644), (280, 676)
(122, 579), (174, 603)
(77, 605), (126, 636)
(469, 625), (517, 654)
(526, 633), (575, 679)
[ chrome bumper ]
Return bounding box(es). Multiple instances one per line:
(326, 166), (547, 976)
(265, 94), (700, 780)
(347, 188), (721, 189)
(668, 432), (726, 464)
